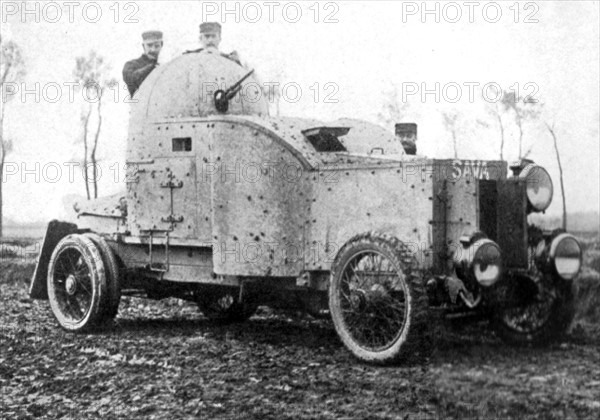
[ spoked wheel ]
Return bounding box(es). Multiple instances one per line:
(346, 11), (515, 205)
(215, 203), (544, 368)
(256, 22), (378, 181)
(84, 233), (121, 322)
(329, 233), (431, 364)
(47, 234), (109, 331)
(492, 273), (575, 345)
(197, 287), (258, 323)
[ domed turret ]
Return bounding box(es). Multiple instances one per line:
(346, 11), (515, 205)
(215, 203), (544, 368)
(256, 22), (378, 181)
(128, 50), (269, 135)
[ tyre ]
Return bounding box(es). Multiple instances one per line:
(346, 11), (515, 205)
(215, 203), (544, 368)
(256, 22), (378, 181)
(492, 272), (575, 345)
(47, 234), (109, 332)
(329, 232), (431, 364)
(197, 287), (258, 323)
(84, 233), (121, 322)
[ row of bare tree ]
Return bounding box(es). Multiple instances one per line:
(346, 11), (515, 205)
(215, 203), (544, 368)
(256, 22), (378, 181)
(1, 36), (25, 238)
(0, 36), (573, 237)
(379, 86), (569, 229)
(72, 51), (117, 201)
(1, 35), (115, 237)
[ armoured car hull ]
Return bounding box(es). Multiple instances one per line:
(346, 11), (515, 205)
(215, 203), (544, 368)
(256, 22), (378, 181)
(29, 51), (582, 364)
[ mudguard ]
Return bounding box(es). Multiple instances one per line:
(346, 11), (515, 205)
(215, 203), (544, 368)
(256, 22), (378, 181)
(29, 220), (78, 299)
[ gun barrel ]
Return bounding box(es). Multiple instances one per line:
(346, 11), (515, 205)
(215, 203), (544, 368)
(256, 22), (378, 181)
(224, 69), (255, 99)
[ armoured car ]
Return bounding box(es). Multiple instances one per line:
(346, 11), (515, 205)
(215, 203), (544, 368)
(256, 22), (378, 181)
(29, 50), (583, 364)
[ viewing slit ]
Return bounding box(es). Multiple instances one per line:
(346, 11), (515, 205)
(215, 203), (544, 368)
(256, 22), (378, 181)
(172, 137), (192, 152)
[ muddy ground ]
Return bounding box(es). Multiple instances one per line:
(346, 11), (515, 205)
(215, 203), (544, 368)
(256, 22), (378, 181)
(1, 235), (599, 420)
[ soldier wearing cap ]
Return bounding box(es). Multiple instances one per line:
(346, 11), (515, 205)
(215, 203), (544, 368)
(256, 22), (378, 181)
(184, 22), (241, 65)
(122, 30), (163, 96)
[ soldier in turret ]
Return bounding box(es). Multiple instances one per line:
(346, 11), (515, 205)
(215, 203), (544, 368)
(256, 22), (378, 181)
(122, 30), (164, 96)
(185, 22), (242, 66)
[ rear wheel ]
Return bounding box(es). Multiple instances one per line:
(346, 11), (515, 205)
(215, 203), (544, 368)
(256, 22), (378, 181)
(47, 234), (109, 331)
(329, 233), (431, 364)
(492, 273), (575, 345)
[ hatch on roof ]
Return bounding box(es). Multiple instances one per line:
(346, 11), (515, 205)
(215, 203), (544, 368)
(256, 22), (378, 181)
(302, 126), (350, 152)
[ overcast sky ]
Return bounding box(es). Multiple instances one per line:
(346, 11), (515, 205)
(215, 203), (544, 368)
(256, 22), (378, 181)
(1, 0), (599, 223)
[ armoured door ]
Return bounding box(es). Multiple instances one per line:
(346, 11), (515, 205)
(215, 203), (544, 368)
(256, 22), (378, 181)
(127, 132), (198, 239)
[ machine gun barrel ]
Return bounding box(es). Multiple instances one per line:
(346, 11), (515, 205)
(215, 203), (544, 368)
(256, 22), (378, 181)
(225, 69), (255, 99)
(214, 69), (255, 113)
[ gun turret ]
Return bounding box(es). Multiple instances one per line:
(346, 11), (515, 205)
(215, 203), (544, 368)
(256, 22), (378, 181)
(214, 69), (255, 113)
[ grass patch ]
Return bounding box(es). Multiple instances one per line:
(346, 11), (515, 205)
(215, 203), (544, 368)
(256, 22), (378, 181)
(575, 268), (600, 323)
(0, 260), (36, 286)
(0, 237), (41, 248)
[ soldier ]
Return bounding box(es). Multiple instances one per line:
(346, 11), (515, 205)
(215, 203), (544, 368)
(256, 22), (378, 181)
(395, 123), (417, 155)
(184, 22), (241, 65)
(122, 30), (164, 97)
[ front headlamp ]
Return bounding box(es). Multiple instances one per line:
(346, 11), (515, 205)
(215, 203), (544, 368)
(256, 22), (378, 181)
(456, 237), (503, 287)
(518, 164), (553, 212)
(548, 233), (582, 280)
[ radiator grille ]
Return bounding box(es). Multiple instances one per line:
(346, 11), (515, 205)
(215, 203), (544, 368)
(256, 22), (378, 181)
(479, 179), (528, 268)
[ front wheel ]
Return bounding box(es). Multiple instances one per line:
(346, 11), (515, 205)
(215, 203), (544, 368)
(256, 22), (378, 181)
(329, 233), (431, 364)
(492, 273), (575, 345)
(83, 233), (121, 322)
(47, 234), (109, 332)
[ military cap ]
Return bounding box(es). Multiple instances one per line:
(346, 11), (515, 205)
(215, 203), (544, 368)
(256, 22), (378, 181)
(200, 22), (221, 34)
(142, 30), (163, 41)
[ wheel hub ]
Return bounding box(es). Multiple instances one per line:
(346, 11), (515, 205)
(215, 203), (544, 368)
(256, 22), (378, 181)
(217, 294), (235, 310)
(65, 274), (77, 295)
(348, 289), (366, 310)
(369, 284), (389, 299)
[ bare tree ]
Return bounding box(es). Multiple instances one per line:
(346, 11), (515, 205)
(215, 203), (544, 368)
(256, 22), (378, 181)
(441, 110), (460, 159)
(499, 91), (541, 159)
(0, 36), (26, 237)
(485, 91), (511, 161)
(73, 51), (116, 199)
(545, 121), (567, 230)
(484, 88), (542, 161)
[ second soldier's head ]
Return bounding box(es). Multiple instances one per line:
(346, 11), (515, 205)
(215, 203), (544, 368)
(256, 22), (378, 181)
(141, 30), (163, 60)
(199, 22), (221, 50)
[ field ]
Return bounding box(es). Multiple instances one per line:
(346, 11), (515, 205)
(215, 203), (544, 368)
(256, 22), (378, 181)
(1, 234), (599, 419)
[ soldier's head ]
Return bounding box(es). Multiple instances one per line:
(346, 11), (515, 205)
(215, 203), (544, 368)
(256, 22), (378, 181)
(141, 30), (163, 60)
(199, 22), (222, 50)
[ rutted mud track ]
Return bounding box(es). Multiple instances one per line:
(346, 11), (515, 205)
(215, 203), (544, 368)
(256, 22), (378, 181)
(1, 257), (599, 419)
(2, 276), (599, 419)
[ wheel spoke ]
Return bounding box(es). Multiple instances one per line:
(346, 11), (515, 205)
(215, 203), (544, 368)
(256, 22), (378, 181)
(66, 294), (84, 320)
(65, 250), (78, 273)
(350, 259), (364, 289)
(77, 274), (93, 297)
(55, 259), (69, 280)
(337, 250), (408, 351)
(49, 243), (98, 325)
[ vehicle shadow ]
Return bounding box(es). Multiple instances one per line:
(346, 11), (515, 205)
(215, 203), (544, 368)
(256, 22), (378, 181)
(106, 306), (593, 363)
(109, 311), (343, 351)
